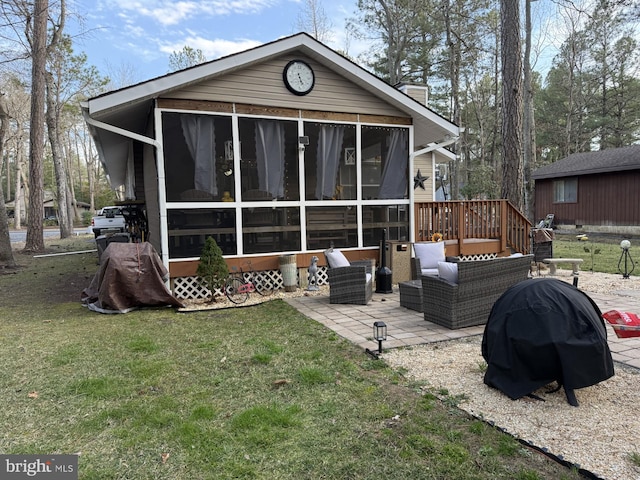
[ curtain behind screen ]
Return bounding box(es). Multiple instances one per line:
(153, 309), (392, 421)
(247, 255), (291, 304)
(315, 125), (345, 199)
(255, 120), (285, 198)
(181, 115), (217, 196)
(378, 129), (408, 199)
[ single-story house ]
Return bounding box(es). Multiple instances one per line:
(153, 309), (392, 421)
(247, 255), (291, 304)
(81, 33), (460, 298)
(532, 144), (640, 234)
(5, 189), (91, 221)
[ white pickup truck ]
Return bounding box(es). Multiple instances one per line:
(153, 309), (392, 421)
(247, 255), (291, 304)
(90, 206), (126, 238)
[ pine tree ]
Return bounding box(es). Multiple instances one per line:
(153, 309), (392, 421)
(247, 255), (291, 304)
(196, 237), (229, 302)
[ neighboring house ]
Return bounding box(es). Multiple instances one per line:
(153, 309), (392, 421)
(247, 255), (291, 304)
(532, 144), (640, 234)
(81, 33), (460, 294)
(5, 190), (89, 221)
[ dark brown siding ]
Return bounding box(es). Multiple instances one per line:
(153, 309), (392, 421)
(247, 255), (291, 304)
(534, 170), (640, 226)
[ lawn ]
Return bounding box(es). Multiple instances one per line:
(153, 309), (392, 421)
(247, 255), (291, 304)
(549, 232), (639, 275)
(0, 237), (583, 479)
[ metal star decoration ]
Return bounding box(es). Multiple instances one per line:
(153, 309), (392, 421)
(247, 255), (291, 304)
(413, 169), (429, 190)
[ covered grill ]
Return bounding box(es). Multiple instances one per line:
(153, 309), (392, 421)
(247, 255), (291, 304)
(481, 278), (614, 406)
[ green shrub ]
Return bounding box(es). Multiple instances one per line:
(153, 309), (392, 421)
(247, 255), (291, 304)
(196, 236), (229, 301)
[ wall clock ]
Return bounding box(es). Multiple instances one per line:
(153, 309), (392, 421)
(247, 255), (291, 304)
(283, 60), (315, 96)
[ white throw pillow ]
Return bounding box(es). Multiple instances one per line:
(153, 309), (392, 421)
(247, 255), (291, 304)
(325, 249), (351, 268)
(438, 261), (458, 284)
(421, 267), (439, 277)
(414, 242), (445, 269)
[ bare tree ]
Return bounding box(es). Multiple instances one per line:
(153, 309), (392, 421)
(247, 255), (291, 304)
(499, 0), (523, 211)
(0, 93), (17, 267)
(295, 0), (333, 43)
(44, 0), (72, 238)
(23, 0), (48, 253)
(168, 46), (207, 72)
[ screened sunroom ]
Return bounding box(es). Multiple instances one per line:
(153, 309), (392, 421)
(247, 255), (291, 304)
(162, 110), (411, 260)
(82, 33), (460, 287)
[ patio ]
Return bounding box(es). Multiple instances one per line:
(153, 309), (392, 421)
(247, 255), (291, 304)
(284, 285), (640, 370)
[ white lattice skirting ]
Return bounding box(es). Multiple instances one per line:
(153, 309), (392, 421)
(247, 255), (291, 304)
(458, 253), (497, 261)
(172, 267), (329, 300)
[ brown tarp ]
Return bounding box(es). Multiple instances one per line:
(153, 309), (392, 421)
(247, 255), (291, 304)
(81, 242), (184, 313)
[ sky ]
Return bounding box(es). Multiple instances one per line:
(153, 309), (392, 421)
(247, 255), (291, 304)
(68, 0), (363, 86)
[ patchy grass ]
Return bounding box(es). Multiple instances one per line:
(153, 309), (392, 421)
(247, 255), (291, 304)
(0, 238), (583, 479)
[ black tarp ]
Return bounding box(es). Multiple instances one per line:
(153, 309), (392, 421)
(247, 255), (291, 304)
(481, 278), (614, 406)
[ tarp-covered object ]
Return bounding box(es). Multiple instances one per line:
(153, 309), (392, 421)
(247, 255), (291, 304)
(482, 278), (614, 406)
(82, 242), (184, 313)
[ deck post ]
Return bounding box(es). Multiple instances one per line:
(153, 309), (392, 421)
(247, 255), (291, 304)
(500, 201), (508, 253)
(457, 202), (466, 254)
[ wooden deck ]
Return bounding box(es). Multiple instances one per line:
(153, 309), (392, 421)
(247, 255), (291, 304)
(414, 200), (531, 257)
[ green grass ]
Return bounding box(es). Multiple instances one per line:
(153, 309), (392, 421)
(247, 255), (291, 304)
(0, 238), (585, 479)
(550, 233), (639, 275)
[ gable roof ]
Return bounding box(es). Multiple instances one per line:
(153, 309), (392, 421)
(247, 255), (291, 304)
(82, 32), (459, 149)
(532, 145), (640, 180)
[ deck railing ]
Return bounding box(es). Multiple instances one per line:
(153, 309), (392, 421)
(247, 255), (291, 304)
(414, 200), (532, 255)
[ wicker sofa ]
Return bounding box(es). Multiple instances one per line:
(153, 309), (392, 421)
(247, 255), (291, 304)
(421, 254), (533, 329)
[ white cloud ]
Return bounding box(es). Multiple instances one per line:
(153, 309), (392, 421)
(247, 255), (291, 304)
(103, 0), (282, 26)
(159, 36), (263, 60)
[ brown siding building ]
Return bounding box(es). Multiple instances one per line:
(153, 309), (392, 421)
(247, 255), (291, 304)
(532, 145), (640, 234)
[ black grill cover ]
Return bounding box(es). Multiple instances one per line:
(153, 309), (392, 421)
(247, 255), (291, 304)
(481, 278), (614, 404)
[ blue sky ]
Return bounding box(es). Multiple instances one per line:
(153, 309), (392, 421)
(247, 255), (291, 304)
(66, 0), (582, 89)
(70, 0), (361, 85)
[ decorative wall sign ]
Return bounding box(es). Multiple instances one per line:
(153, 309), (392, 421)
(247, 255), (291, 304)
(414, 169), (429, 190)
(344, 147), (356, 165)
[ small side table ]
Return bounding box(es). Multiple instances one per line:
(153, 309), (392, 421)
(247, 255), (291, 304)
(399, 279), (423, 312)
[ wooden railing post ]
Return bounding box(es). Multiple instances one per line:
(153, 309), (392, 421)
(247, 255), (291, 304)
(457, 202), (466, 254)
(500, 200), (508, 253)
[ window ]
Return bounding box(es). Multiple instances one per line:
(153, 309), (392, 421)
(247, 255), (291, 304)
(305, 206), (357, 250)
(303, 123), (356, 200)
(362, 205), (409, 246)
(162, 112), (234, 202)
(553, 178), (577, 203)
(242, 207), (301, 254)
(167, 209), (236, 257)
(361, 126), (409, 200)
(238, 118), (299, 201)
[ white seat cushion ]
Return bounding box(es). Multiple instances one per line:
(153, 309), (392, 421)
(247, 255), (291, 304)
(414, 242), (445, 269)
(437, 261), (459, 284)
(325, 248), (351, 268)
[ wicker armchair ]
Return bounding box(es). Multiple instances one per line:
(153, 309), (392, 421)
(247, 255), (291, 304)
(421, 254), (533, 329)
(324, 248), (373, 305)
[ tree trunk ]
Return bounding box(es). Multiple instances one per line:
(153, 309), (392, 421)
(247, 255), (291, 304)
(24, 0), (49, 253)
(500, 0), (524, 212)
(45, 71), (72, 238)
(13, 121), (25, 230)
(522, 0), (535, 221)
(444, 0), (461, 200)
(0, 96), (17, 267)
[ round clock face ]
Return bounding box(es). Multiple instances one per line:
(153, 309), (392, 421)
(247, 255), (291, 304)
(283, 60), (315, 96)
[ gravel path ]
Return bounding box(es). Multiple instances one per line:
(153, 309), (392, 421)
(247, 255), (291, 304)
(383, 270), (640, 480)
